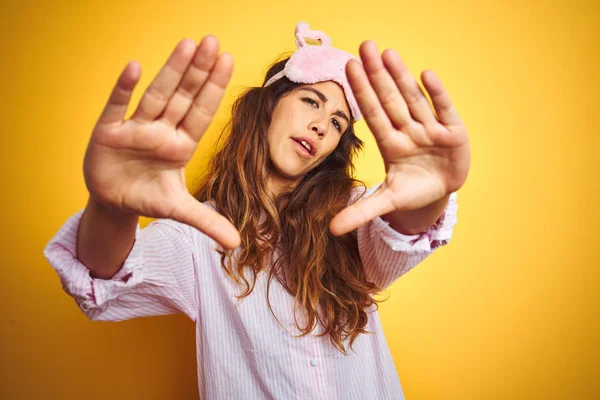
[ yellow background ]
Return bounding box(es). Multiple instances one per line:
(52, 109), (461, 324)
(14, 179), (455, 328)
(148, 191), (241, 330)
(1, 0), (598, 399)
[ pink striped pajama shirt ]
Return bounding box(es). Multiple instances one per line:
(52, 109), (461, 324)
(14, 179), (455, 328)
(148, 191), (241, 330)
(44, 185), (458, 399)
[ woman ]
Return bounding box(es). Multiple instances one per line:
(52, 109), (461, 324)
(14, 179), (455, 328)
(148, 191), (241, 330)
(44, 22), (469, 399)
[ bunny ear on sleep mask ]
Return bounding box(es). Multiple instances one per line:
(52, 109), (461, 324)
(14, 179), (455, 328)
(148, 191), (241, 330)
(264, 22), (362, 121)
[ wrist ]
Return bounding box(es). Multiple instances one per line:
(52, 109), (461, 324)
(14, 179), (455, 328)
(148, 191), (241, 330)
(86, 196), (139, 225)
(382, 194), (450, 235)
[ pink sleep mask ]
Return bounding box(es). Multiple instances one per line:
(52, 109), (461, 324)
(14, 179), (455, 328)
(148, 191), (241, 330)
(263, 22), (362, 121)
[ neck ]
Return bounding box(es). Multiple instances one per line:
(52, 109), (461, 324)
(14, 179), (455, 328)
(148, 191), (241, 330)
(266, 171), (300, 199)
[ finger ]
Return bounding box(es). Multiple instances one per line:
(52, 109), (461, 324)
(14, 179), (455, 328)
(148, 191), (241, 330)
(421, 70), (464, 126)
(359, 40), (412, 129)
(329, 192), (395, 236)
(345, 59), (396, 145)
(180, 52), (234, 141)
(97, 61), (141, 126)
(419, 70), (467, 148)
(161, 35), (220, 127)
(172, 193), (241, 250)
(382, 48), (436, 124)
(131, 39), (197, 123)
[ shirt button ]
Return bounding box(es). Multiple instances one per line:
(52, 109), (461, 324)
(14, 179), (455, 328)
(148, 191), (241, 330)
(310, 358), (318, 367)
(80, 302), (91, 311)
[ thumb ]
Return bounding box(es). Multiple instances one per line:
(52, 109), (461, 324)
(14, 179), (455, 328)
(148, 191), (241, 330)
(329, 190), (395, 236)
(172, 193), (241, 250)
(97, 61), (142, 126)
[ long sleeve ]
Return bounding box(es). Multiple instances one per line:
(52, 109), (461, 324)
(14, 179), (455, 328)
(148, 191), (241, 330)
(354, 183), (458, 290)
(43, 210), (198, 322)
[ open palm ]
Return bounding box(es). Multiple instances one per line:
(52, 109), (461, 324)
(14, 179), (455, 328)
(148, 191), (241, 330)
(84, 36), (241, 249)
(331, 40), (471, 235)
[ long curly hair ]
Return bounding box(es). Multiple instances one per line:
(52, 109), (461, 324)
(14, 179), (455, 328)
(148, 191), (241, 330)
(193, 57), (385, 354)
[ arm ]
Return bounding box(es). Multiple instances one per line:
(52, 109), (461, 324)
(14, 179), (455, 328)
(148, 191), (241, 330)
(44, 37), (239, 323)
(77, 196), (139, 279)
(44, 208), (199, 322)
(355, 184), (458, 290)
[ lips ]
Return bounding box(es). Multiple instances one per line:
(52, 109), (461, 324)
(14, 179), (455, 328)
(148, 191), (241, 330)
(291, 136), (317, 157)
(292, 138), (313, 158)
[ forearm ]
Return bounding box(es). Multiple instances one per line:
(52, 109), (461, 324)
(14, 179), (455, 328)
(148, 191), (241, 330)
(382, 194), (450, 235)
(77, 196), (139, 279)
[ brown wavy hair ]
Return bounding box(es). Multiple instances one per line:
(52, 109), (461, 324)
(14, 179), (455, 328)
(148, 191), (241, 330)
(193, 57), (385, 354)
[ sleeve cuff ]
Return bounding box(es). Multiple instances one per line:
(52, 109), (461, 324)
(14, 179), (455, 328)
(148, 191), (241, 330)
(43, 209), (145, 313)
(363, 184), (458, 253)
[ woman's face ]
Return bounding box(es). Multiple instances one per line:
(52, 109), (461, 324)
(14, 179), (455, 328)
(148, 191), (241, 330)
(266, 81), (351, 185)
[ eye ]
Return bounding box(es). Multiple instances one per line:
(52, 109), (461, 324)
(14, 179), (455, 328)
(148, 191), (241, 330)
(331, 118), (342, 132)
(302, 97), (319, 108)
(302, 97), (343, 132)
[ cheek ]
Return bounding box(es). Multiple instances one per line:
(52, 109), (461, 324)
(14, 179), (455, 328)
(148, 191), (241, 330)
(266, 117), (286, 145)
(326, 136), (342, 153)
(317, 137), (342, 162)
(268, 108), (298, 141)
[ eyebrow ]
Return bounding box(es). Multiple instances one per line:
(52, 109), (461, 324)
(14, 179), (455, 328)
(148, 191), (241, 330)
(299, 87), (350, 124)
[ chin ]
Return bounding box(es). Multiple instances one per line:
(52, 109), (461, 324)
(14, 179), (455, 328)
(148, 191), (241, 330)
(269, 158), (308, 181)
(275, 164), (305, 180)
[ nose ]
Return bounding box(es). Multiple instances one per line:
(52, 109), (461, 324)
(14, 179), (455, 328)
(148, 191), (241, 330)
(309, 117), (327, 138)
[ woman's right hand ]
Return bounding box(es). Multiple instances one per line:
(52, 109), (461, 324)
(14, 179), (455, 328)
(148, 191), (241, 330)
(83, 36), (241, 249)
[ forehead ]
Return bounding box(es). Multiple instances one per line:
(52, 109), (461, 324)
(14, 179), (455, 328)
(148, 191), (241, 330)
(297, 81), (350, 116)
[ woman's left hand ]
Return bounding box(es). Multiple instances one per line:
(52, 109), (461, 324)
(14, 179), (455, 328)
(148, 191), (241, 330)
(330, 40), (471, 236)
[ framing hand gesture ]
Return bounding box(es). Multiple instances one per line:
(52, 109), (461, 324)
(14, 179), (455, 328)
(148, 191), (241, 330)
(84, 37), (241, 249)
(331, 40), (470, 235)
